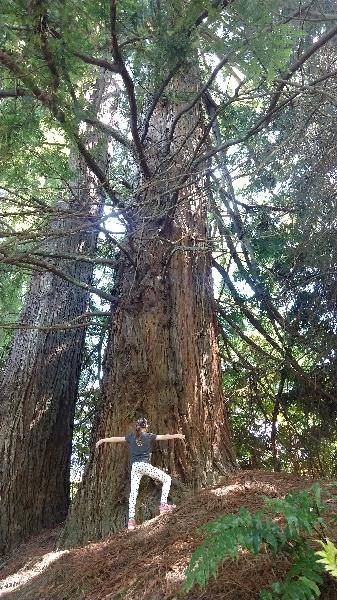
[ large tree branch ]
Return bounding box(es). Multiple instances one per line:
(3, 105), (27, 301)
(0, 88), (30, 99)
(32, 1), (60, 94)
(109, 0), (151, 179)
(84, 117), (133, 151)
(168, 53), (231, 146)
(268, 22), (337, 114)
(192, 0), (233, 30)
(73, 52), (120, 72)
(141, 61), (183, 143)
(48, 26), (121, 72)
(141, 0), (234, 144)
(1, 254), (114, 303)
(25, 251), (118, 268)
(0, 50), (126, 213)
(203, 91), (326, 348)
(213, 258), (286, 354)
(0, 312), (111, 332)
(71, 134), (124, 210)
(216, 299), (337, 405)
(0, 50), (53, 107)
(192, 26), (337, 169)
(193, 89), (302, 168)
(97, 227), (136, 266)
(218, 319), (256, 371)
(1, 228), (135, 268)
(217, 303), (279, 362)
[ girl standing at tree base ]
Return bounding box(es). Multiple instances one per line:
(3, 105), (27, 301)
(96, 417), (185, 529)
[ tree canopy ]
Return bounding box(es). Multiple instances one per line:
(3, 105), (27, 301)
(1, 0), (337, 517)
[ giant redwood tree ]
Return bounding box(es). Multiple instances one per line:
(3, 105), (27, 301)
(0, 204), (97, 554)
(62, 2), (337, 544)
(61, 65), (237, 543)
(0, 69), (114, 553)
(1, 0), (337, 549)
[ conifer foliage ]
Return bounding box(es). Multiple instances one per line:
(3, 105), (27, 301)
(0, 0), (337, 557)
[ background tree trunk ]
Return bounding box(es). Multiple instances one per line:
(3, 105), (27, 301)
(61, 67), (236, 548)
(0, 205), (100, 554)
(0, 73), (111, 555)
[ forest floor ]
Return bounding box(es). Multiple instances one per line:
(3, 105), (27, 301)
(1, 470), (337, 600)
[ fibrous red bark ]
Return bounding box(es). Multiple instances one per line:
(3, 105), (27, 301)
(61, 66), (236, 547)
(0, 73), (112, 554)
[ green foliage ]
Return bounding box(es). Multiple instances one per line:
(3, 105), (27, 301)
(1, 0), (337, 515)
(228, 0), (303, 86)
(184, 485), (335, 598)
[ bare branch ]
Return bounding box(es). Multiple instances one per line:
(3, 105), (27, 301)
(0, 49), (126, 213)
(48, 26), (121, 72)
(1, 254), (114, 303)
(109, 0), (151, 178)
(141, 62), (183, 143)
(192, 90), (301, 168)
(268, 22), (337, 114)
(73, 52), (120, 73)
(84, 117), (134, 151)
(98, 226), (136, 266)
(0, 312), (111, 332)
(168, 53), (231, 146)
(28, 251), (118, 268)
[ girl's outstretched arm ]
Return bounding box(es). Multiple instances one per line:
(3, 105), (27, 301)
(156, 434), (185, 441)
(95, 436), (125, 448)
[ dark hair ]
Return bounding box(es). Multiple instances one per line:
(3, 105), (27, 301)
(135, 417), (148, 442)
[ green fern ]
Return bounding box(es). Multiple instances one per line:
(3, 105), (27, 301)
(184, 484), (333, 598)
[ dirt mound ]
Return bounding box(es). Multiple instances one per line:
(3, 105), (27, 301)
(1, 471), (336, 600)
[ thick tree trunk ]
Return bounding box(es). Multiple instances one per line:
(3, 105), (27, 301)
(0, 206), (99, 554)
(61, 67), (236, 548)
(0, 72), (112, 554)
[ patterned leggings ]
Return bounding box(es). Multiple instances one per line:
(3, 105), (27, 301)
(128, 461), (171, 519)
